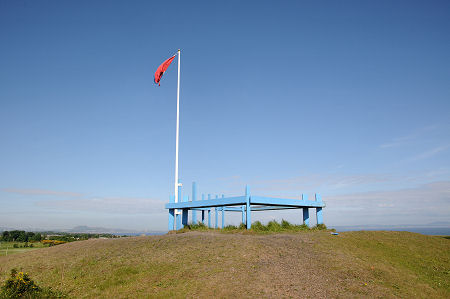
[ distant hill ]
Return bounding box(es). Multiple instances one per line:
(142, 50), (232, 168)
(65, 226), (166, 235)
(426, 221), (450, 226)
(0, 230), (449, 298)
(66, 225), (144, 234)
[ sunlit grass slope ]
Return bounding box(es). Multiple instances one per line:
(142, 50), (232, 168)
(0, 230), (448, 298)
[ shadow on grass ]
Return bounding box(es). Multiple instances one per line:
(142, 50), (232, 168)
(173, 220), (330, 234)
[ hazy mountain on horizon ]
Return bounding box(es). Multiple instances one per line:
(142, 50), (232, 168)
(1, 222), (449, 234)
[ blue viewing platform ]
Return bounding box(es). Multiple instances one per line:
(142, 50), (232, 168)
(165, 182), (325, 231)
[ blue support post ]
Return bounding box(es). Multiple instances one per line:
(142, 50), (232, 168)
(208, 210), (211, 228)
(176, 215), (182, 230)
(245, 185), (251, 229)
(182, 195), (189, 227)
(315, 193), (323, 225)
(201, 194), (205, 224)
(214, 195), (218, 229)
(302, 194), (309, 227)
(214, 207), (219, 228)
(208, 194), (212, 228)
(192, 182), (197, 224)
(168, 195), (175, 231)
(221, 195), (225, 228)
(176, 180), (182, 230)
(241, 205), (245, 225)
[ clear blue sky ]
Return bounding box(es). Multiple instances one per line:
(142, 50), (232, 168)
(1, 0), (449, 231)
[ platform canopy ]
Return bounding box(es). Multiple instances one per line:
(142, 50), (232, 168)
(165, 183), (325, 231)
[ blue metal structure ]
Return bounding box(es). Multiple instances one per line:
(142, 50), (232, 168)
(166, 181), (326, 230)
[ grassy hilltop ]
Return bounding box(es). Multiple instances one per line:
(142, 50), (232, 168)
(0, 230), (449, 298)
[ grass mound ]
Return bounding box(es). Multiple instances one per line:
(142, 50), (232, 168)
(1, 231), (448, 298)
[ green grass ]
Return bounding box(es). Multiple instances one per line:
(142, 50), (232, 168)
(0, 230), (448, 298)
(314, 231), (450, 297)
(0, 242), (46, 257)
(176, 220), (328, 234)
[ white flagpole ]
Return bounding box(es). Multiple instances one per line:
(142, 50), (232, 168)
(174, 49), (181, 226)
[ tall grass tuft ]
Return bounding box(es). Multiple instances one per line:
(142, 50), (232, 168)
(223, 225), (238, 231)
(281, 219), (292, 229)
(175, 220), (329, 234)
(251, 221), (268, 231)
(189, 222), (208, 230)
(250, 220), (318, 233)
(312, 223), (327, 230)
(267, 221), (282, 232)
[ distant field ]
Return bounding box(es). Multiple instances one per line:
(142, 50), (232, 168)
(0, 231), (449, 298)
(0, 241), (46, 256)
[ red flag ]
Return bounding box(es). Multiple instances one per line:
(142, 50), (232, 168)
(154, 55), (176, 86)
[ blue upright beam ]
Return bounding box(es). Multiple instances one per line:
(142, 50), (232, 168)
(315, 193), (323, 225)
(192, 182), (197, 224)
(302, 194), (309, 227)
(208, 209), (211, 227)
(176, 214), (182, 230)
(201, 194), (205, 224)
(207, 194), (212, 228)
(214, 207), (218, 228)
(182, 195), (189, 227)
(176, 180), (182, 230)
(168, 195), (175, 231)
(221, 195), (225, 228)
(214, 195), (218, 229)
(245, 185), (251, 229)
(241, 205), (245, 225)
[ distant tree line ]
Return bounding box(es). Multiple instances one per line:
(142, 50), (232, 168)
(43, 233), (119, 242)
(0, 230), (122, 243)
(1, 231), (42, 242)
